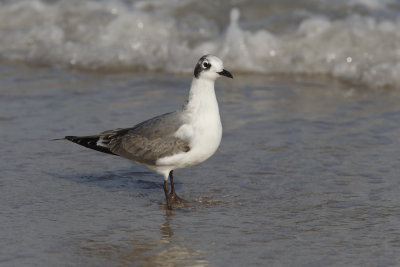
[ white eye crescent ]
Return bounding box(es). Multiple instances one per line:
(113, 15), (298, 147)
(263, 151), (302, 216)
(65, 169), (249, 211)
(202, 61), (210, 68)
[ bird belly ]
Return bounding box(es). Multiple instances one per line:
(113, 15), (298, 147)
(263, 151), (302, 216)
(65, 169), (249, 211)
(156, 121), (222, 169)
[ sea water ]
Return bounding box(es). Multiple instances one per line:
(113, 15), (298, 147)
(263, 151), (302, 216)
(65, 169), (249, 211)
(2, 1), (400, 266)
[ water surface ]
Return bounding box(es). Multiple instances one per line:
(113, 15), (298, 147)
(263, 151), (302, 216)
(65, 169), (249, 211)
(1, 62), (400, 266)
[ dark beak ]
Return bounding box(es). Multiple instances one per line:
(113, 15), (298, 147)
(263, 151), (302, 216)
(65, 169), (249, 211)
(217, 69), (233, 79)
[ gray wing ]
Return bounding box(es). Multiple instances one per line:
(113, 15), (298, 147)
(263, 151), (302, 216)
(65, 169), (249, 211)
(98, 112), (190, 165)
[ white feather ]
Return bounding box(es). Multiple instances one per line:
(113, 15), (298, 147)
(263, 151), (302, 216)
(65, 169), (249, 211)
(153, 56), (225, 180)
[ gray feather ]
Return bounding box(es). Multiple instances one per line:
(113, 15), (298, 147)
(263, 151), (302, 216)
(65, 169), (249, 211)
(98, 112), (190, 165)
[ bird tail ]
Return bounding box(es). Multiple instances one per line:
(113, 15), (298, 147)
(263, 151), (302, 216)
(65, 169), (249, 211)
(55, 135), (116, 155)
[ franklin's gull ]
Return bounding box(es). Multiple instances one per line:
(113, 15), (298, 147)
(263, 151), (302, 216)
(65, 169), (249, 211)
(60, 55), (233, 209)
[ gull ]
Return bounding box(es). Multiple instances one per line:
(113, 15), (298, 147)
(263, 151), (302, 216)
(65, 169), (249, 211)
(60, 55), (233, 209)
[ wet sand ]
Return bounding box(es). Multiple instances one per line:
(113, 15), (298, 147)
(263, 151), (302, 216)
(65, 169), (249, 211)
(1, 62), (400, 266)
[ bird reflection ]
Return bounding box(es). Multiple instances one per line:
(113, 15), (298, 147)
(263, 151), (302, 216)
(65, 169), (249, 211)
(160, 213), (174, 239)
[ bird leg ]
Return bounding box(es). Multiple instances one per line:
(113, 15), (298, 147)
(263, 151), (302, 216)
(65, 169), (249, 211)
(163, 180), (172, 210)
(169, 171), (183, 203)
(163, 171), (183, 209)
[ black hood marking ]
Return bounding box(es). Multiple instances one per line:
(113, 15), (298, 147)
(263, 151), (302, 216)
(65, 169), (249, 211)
(194, 55), (211, 78)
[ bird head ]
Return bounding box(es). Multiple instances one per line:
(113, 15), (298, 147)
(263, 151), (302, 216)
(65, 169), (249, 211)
(194, 55), (233, 80)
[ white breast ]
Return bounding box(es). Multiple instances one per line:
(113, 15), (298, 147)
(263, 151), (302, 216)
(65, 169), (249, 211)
(156, 77), (222, 169)
(183, 108), (222, 165)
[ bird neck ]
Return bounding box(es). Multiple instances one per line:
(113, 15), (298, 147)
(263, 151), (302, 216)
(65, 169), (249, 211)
(183, 77), (219, 114)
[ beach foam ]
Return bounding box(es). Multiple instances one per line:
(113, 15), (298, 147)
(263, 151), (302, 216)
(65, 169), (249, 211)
(1, 0), (399, 88)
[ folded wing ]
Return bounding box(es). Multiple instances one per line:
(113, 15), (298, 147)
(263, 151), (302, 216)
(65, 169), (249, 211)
(71, 111), (190, 165)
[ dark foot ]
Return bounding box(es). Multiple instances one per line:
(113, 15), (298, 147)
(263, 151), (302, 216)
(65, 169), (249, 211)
(163, 171), (186, 210)
(170, 192), (184, 204)
(165, 193), (185, 210)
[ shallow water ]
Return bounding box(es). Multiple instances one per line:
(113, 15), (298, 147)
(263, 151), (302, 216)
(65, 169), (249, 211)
(1, 62), (400, 266)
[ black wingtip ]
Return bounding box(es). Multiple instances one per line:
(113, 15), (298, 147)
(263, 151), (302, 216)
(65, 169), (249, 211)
(65, 136), (77, 141)
(50, 137), (66, 141)
(63, 135), (116, 155)
(64, 136), (87, 145)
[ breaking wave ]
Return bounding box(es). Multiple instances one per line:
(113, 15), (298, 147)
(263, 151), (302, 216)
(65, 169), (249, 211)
(1, 0), (400, 88)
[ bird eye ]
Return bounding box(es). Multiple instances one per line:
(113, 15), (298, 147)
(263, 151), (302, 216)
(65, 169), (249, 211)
(202, 62), (210, 68)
